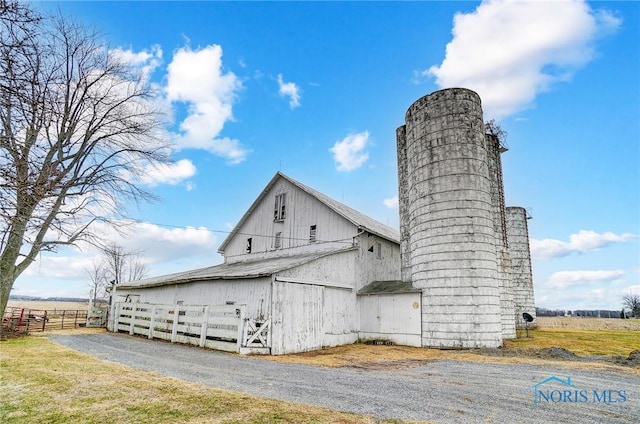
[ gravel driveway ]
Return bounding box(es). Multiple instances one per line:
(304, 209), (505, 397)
(50, 333), (638, 423)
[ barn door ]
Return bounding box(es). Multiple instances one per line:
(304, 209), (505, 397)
(272, 281), (324, 354)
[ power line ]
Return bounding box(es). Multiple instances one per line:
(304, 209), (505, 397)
(119, 218), (355, 245)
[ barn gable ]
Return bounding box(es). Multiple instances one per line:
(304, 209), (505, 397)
(218, 172), (399, 263)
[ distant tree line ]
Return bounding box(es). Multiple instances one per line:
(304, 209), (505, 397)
(535, 308), (626, 319)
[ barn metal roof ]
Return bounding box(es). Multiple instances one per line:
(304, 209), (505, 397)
(357, 280), (421, 295)
(217, 172), (400, 252)
(118, 248), (356, 289)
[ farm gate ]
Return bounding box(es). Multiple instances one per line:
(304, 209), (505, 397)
(112, 302), (271, 354)
(2, 307), (88, 332)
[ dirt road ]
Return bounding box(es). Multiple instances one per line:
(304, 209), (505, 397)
(50, 333), (638, 423)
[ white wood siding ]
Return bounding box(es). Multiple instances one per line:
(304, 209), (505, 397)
(358, 292), (422, 347)
(113, 278), (271, 321)
(322, 287), (358, 348)
(277, 250), (356, 286)
(271, 281), (324, 355)
(223, 179), (359, 262)
(353, 234), (402, 291)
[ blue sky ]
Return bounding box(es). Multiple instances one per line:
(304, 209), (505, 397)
(15, 1), (639, 312)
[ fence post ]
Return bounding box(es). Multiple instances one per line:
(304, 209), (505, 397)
(41, 311), (47, 332)
(237, 306), (246, 352)
(267, 316), (272, 351)
(113, 303), (120, 332)
(129, 301), (138, 335)
(199, 306), (210, 348)
(171, 304), (180, 343)
(148, 304), (157, 339)
(61, 310), (66, 329)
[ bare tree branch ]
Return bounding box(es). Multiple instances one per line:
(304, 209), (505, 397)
(0, 2), (170, 315)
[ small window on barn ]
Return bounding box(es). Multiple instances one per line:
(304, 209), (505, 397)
(274, 193), (286, 221)
(246, 237), (252, 253)
(274, 232), (282, 249)
(375, 242), (382, 260)
(309, 225), (317, 243)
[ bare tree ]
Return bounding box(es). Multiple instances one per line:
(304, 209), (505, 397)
(0, 2), (170, 316)
(622, 292), (640, 318)
(99, 243), (149, 288)
(87, 261), (108, 303)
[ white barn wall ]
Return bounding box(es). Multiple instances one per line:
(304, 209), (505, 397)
(113, 278), (272, 321)
(271, 281), (324, 355)
(224, 179), (359, 262)
(278, 250), (356, 285)
(353, 234), (401, 292)
(358, 292), (422, 347)
(322, 287), (358, 347)
(276, 252), (360, 352)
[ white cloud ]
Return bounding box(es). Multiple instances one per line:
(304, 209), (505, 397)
(277, 74), (301, 108)
(23, 221), (218, 283)
(383, 196), (399, 209)
(166, 45), (250, 164)
(116, 222), (217, 262)
(139, 159), (196, 186)
(530, 230), (635, 259)
(330, 131), (370, 172)
(23, 255), (97, 280)
(110, 45), (163, 81)
(424, 0), (621, 119)
(545, 270), (625, 289)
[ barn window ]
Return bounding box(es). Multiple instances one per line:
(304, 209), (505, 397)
(274, 193), (286, 221)
(274, 232), (282, 249)
(246, 237), (252, 253)
(375, 242), (382, 259)
(309, 225), (317, 243)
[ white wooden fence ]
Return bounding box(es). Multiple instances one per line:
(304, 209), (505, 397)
(113, 302), (271, 354)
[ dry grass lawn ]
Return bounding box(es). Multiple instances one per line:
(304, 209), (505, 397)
(0, 336), (413, 424)
(261, 317), (640, 375)
(1, 316), (636, 423)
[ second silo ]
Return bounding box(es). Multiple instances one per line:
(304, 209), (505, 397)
(402, 88), (503, 348)
(506, 206), (536, 328)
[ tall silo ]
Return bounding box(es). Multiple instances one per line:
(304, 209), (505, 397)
(506, 206), (536, 328)
(402, 88), (503, 348)
(486, 133), (516, 339)
(396, 125), (412, 283)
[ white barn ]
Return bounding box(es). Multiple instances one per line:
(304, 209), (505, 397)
(110, 172), (421, 355)
(110, 89), (536, 353)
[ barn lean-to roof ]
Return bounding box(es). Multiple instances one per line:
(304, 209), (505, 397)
(118, 248), (356, 289)
(357, 280), (421, 295)
(217, 172), (400, 253)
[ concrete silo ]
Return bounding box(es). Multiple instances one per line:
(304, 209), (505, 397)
(401, 88), (503, 348)
(486, 133), (516, 339)
(396, 125), (412, 283)
(506, 206), (536, 328)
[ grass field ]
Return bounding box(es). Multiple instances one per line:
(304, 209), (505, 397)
(535, 316), (640, 331)
(0, 335), (406, 424)
(6, 300), (90, 312)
